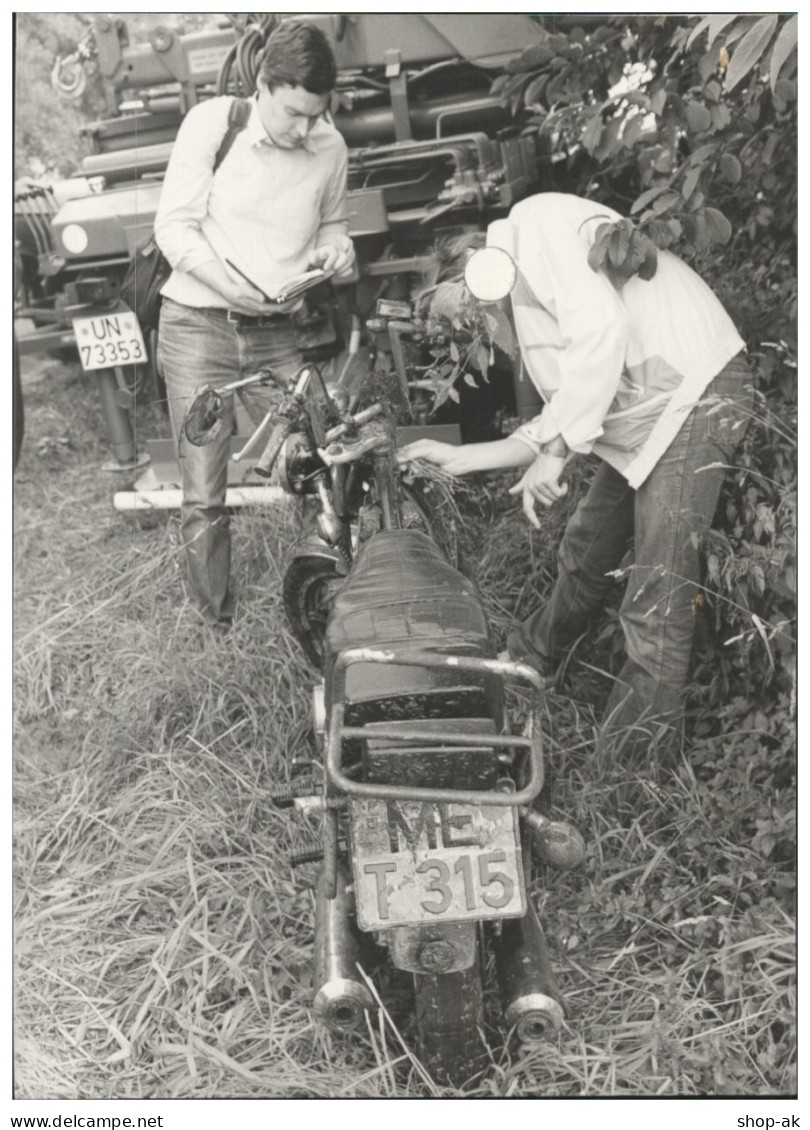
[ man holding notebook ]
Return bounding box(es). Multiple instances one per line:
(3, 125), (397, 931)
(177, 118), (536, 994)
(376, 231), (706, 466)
(155, 21), (355, 629)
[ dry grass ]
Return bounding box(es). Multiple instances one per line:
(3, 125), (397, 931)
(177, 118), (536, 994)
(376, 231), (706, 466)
(13, 358), (796, 1098)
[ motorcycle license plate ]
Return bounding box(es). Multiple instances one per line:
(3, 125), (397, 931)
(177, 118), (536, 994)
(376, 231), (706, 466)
(349, 798), (526, 932)
(72, 311), (147, 371)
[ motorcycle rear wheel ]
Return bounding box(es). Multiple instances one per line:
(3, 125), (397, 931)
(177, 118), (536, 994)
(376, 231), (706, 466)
(412, 948), (487, 1090)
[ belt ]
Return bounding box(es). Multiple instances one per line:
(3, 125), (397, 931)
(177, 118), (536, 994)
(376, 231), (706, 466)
(199, 306), (291, 327)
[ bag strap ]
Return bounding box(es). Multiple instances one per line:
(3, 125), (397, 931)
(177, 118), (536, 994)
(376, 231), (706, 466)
(212, 97), (252, 173)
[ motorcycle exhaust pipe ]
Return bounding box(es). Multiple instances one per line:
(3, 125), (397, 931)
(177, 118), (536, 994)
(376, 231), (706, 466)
(313, 863), (375, 1034)
(493, 901), (564, 1045)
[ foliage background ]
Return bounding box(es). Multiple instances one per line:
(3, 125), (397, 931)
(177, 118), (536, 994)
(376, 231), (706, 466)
(494, 14), (798, 717)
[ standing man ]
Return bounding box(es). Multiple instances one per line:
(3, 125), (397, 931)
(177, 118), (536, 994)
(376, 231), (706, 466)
(399, 193), (752, 759)
(155, 21), (355, 629)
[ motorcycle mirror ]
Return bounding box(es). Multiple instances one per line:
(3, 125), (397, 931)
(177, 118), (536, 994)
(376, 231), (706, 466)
(464, 246), (517, 304)
(183, 387), (228, 447)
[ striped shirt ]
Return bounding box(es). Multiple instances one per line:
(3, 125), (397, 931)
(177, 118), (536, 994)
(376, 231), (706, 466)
(488, 194), (745, 487)
(155, 95), (350, 309)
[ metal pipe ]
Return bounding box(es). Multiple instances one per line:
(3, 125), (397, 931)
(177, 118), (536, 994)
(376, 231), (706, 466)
(313, 862), (374, 1033)
(113, 486), (285, 511)
(322, 806), (339, 900)
(95, 368), (136, 464)
(328, 712), (539, 806)
(492, 900), (564, 1044)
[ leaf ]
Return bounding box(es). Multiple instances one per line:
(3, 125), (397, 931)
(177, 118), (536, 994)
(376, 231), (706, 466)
(704, 207), (732, 245)
(718, 153), (742, 184)
(697, 52), (717, 83)
(682, 166), (702, 201)
(709, 103), (732, 131)
(650, 88), (667, 116)
(622, 114), (645, 149)
(687, 14), (738, 51)
(631, 184), (673, 215)
(582, 113), (603, 155)
(608, 221), (632, 268)
(693, 211), (712, 252)
(773, 78), (797, 103)
(685, 100), (712, 133)
(687, 142), (720, 167)
(751, 613), (775, 669)
(429, 281), (465, 321)
(483, 308), (515, 357)
(505, 41), (554, 73)
(523, 73), (549, 107)
(449, 340), (460, 363)
(724, 15), (779, 93)
(587, 223), (612, 273)
(637, 239), (659, 280)
(594, 116), (623, 162)
(463, 371), (478, 388)
(646, 218), (676, 248)
(769, 15), (798, 91)
(651, 190), (682, 215)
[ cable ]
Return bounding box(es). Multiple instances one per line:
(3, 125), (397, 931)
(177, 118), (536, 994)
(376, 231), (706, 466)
(216, 15), (280, 97)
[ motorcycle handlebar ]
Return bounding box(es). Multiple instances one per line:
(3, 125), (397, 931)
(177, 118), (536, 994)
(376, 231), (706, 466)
(254, 420), (290, 479)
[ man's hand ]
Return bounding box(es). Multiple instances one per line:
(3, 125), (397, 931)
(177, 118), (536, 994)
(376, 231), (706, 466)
(396, 439), (464, 475)
(193, 261), (271, 314)
(219, 275), (272, 314)
(508, 452), (568, 529)
(309, 240), (356, 279)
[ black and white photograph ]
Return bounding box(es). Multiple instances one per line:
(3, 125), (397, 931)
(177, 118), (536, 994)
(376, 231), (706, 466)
(12, 9), (797, 1113)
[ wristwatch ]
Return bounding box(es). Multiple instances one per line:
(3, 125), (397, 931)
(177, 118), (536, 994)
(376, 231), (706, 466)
(539, 436), (568, 458)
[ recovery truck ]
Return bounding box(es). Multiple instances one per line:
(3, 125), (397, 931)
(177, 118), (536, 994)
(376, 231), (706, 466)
(14, 14), (551, 497)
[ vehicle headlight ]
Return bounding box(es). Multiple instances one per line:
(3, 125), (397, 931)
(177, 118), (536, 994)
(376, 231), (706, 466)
(61, 223), (89, 254)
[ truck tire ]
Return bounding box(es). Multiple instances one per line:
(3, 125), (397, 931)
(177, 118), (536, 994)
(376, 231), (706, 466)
(13, 335), (23, 470)
(413, 948), (487, 1090)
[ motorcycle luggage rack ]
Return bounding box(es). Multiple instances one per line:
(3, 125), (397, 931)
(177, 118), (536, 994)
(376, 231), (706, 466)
(326, 647), (545, 808)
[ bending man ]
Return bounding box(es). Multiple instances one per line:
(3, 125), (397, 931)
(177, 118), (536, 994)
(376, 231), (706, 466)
(399, 192), (752, 757)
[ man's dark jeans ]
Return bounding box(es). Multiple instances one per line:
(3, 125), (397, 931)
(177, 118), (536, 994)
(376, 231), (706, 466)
(507, 354), (754, 756)
(158, 299), (304, 624)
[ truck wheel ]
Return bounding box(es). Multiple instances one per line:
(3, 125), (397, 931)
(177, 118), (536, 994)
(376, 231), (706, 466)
(13, 335), (24, 470)
(413, 948), (487, 1090)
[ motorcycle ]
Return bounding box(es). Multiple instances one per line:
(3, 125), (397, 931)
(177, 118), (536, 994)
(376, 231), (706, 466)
(183, 251), (585, 1088)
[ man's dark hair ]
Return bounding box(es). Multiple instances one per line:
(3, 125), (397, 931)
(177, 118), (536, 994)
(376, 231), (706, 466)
(258, 22), (337, 95)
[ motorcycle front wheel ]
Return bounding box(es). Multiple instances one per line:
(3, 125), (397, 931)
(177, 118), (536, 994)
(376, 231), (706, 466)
(282, 551), (343, 670)
(413, 948), (487, 1091)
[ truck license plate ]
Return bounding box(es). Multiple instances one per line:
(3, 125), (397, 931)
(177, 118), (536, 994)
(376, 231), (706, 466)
(349, 798), (526, 932)
(72, 311), (147, 371)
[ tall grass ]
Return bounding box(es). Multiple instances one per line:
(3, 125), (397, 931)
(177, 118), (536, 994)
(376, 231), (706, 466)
(13, 359), (795, 1097)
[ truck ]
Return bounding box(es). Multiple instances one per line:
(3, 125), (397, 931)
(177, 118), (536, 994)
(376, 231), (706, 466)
(14, 14), (552, 487)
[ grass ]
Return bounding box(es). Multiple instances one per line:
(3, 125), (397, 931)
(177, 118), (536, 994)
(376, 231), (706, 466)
(13, 355), (796, 1098)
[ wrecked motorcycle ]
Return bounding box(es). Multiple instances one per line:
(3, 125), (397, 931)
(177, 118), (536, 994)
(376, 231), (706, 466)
(184, 276), (585, 1087)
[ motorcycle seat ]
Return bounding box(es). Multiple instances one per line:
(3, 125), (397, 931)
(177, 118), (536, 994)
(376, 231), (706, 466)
(325, 528), (494, 708)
